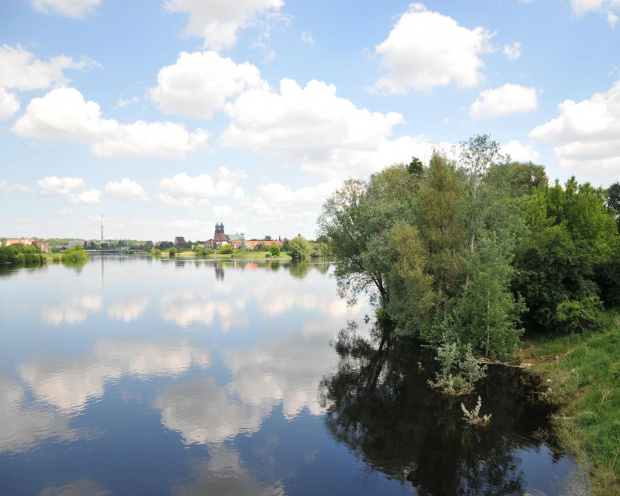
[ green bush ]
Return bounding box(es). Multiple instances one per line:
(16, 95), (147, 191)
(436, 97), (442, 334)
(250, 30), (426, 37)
(61, 245), (89, 264)
(167, 247), (177, 257)
(218, 244), (233, 254)
(556, 296), (604, 333)
(151, 249), (162, 256)
(270, 245), (281, 257)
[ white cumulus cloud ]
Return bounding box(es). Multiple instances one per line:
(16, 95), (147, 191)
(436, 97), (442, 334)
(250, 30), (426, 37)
(150, 51), (267, 119)
(221, 78), (410, 178)
(67, 189), (102, 205)
(0, 44), (95, 91)
(37, 176), (86, 196)
(165, 0), (284, 51)
(500, 140), (540, 162)
(503, 42), (522, 61)
(0, 180), (32, 192)
(12, 87), (209, 158)
(571, 0), (620, 16)
(30, 0), (101, 18)
(158, 168), (247, 208)
(104, 178), (149, 202)
(0, 88), (20, 120)
(529, 79), (620, 184)
(370, 3), (496, 93)
(469, 84), (537, 119)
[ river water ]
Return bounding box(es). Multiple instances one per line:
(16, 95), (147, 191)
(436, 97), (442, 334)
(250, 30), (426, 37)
(0, 256), (585, 495)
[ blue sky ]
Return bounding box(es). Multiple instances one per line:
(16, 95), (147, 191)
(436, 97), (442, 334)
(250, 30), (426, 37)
(0, 0), (618, 242)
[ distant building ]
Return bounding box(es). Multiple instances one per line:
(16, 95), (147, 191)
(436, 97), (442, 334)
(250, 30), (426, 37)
(210, 223), (244, 249)
(174, 236), (186, 248)
(7, 238), (35, 246)
(34, 241), (50, 253)
(57, 240), (83, 250)
(227, 234), (245, 250)
(244, 240), (283, 250)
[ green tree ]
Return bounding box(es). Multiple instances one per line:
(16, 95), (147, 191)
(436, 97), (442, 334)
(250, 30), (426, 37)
(289, 236), (309, 261)
(168, 247), (177, 257)
(318, 165), (414, 305)
(458, 134), (506, 289)
(452, 233), (525, 357)
(607, 182), (620, 233)
(486, 161), (547, 198)
(61, 245), (89, 264)
(407, 156), (424, 177)
(270, 244), (281, 257)
(218, 244), (233, 254)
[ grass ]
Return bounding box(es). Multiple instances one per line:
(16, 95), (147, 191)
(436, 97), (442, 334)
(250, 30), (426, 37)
(172, 250), (293, 260)
(520, 310), (620, 495)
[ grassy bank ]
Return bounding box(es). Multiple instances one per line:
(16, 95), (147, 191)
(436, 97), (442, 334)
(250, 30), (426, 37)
(521, 311), (620, 494)
(161, 251), (293, 260)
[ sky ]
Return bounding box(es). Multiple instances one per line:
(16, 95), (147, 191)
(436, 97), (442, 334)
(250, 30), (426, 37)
(0, 0), (618, 242)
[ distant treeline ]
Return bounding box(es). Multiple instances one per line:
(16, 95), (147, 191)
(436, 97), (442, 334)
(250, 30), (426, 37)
(0, 244), (46, 265)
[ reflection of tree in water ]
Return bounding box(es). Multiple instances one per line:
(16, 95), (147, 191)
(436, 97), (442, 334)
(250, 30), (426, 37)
(318, 321), (561, 496)
(289, 261), (310, 279)
(215, 262), (225, 281)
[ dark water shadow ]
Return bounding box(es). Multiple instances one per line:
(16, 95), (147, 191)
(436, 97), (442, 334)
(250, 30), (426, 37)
(318, 321), (575, 496)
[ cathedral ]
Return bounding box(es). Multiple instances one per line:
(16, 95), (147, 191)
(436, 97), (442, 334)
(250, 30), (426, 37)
(207, 222), (245, 249)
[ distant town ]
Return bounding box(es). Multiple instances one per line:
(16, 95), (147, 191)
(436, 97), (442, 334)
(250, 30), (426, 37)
(0, 222), (328, 255)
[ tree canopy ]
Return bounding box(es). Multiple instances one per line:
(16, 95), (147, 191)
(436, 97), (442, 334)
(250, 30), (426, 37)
(319, 135), (619, 365)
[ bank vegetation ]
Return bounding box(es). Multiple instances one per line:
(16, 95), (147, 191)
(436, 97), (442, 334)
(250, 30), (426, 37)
(318, 134), (620, 491)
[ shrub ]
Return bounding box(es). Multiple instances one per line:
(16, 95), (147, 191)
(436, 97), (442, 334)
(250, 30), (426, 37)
(218, 244), (233, 254)
(270, 245), (280, 257)
(151, 249), (162, 256)
(428, 342), (486, 395)
(61, 245), (89, 264)
(556, 296), (604, 333)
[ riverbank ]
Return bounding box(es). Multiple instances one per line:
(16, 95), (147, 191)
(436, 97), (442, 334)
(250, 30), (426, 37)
(172, 251), (293, 260)
(520, 311), (620, 495)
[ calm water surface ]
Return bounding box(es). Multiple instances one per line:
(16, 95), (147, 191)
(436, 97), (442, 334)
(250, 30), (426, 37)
(0, 257), (584, 495)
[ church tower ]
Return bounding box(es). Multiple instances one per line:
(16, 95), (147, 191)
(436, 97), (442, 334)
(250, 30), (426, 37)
(214, 222), (226, 247)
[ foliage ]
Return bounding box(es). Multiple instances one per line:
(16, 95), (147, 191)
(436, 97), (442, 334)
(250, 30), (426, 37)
(319, 133), (619, 362)
(318, 164), (415, 305)
(515, 177), (617, 330)
(556, 296), (604, 333)
(270, 244), (281, 257)
(289, 235), (309, 261)
(167, 247), (177, 257)
(218, 244), (233, 255)
(0, 244), (46, 265)
(461, 396), (492, 426)
(428, 342), (486, 395)
(452, 232), (526, 358)
(282, 239), (291, 251)
(61, 245), (89, 263)
(193, 246), (213, 257)
(151, 249), (162, 256)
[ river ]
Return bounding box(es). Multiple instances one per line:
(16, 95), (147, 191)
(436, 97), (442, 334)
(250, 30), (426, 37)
(0, 256), (585, 495)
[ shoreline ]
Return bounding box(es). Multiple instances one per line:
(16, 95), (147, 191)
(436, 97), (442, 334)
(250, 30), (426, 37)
(519, 311), (620, 495)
